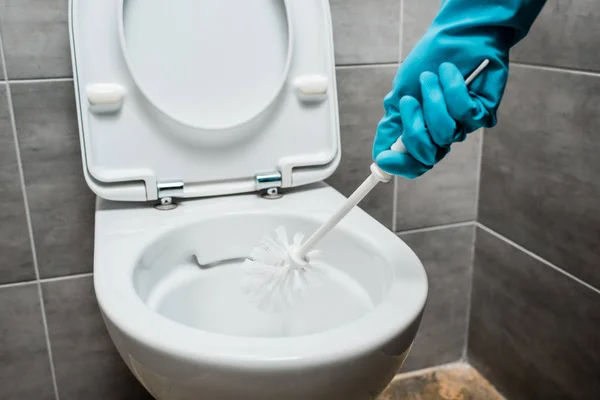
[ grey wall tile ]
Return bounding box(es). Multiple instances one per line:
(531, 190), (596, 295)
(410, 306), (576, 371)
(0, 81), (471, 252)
(511, 0), (600, 72)
(0, 83), (34, 283)
(330, 0), (399, 65)
(0, 31), (5, 79)
(0, 284), (55, 400)
(402, 0), (440, 58)
(479, 66), (600, 288)
(328, 66), (397, 229)
(11, 81), (94, 279)
(404, 0), (600, 73)
(395, 131), (480, 231)
(469, 228), (600, 399)
(399, 225), (474, 371)
(43, 276), (152, 400)
(0, 0), (72, 79)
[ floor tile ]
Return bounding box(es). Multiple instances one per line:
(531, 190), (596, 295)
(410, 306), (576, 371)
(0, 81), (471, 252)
(479, 65), (600, 288)
(380, 364), (504, 400)
(42, 276), (152, 400)
(0, 283), (55, 400)
(399, 225), (474, 371)
(468, 228), (600, 399)
(11, 81), (95, 278)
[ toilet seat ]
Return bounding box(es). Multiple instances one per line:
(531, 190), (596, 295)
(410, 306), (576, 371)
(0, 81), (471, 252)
(70, 0), (341, 203)
(117, 0), (294, 131)
(94, 184), (428, 366)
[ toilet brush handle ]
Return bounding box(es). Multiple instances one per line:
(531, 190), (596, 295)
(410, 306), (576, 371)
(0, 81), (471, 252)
(296, 165), (389, 258)
(297, 59), (490, 259)
(389, 58), (490, 154)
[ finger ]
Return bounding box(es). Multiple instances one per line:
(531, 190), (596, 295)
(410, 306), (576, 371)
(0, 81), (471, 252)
(398, 95), (439, 167)
(375, 150), (430, 179)
(438, 62), (479, 120)
(373, 95), (402, 160)
(419, 71), (457, 147)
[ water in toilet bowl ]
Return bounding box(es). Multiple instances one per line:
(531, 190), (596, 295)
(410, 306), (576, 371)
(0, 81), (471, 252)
(133, 214), (394, 339)
(144, 257), (374, 338)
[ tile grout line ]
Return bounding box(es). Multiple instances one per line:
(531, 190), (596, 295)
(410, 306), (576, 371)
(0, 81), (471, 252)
(334, 61), (600, 78)
(7, 77), (74, 84)
(396, 220), (475, 236)
(336, 62), (399, 70)
(387, 0), (404, 233)
(0, 279), (37, 289)
(462, 129), (486, 360)
(0, 272), (93, 289)
(462, 223), (478, 361)
(0, 61), (590, 83)
(392, 177), (398, 232)
(0, 32), (61, 400)
(511, 61), (600, 77)
(390, 0), (403, 233)
(399, 0), (404, 61)
(474, 129), (485, 221)
(39, 272), (93, 284)
(476, 222), (600, 295)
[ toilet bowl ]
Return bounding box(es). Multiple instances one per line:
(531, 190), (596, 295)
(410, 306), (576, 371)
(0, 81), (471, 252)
(69, 0), (429, 398)
(95, 183), (427, 399)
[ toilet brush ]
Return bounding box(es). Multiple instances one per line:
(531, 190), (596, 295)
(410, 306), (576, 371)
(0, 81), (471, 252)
(243, 59), (489, 312)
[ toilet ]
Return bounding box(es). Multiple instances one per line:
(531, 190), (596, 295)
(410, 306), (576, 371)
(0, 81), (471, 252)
(69, 0), (429, 399)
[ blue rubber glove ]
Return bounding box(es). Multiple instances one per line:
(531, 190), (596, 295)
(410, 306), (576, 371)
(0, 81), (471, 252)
(373, 0), (546, 178)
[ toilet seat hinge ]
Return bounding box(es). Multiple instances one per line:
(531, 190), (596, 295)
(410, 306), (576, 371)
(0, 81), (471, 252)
(156, 180), (184, 209)
(255, 171), (283, 199)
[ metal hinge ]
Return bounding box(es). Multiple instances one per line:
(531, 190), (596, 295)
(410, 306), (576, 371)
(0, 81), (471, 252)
(255, 171), (283, 199)
(155, 180), (184, 210)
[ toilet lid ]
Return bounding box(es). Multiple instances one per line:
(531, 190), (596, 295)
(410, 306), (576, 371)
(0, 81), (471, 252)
(70, 0), (340, 201)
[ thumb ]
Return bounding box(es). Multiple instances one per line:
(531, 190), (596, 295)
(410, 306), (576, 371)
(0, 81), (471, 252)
(375, 150), (431, 179)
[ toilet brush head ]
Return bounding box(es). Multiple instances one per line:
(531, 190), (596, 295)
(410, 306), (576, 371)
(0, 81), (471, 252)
(242, 226), (325, 312)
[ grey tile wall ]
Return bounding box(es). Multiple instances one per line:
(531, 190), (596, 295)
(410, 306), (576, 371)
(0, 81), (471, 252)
(479, 65), (600, 289)
(399, 225), (474, 371)
(396, 0), (480, 232)
(395, 131), (480, 231)
(0, 83), (34, 283)
(402, 0), (440, 59)
(470, 1), (600, 398)
(330, 0), (400, 65)
(0, 283), (55, 400)
(469, 228), (600, 399)
(0, 0), (72, 79)
(11, 81), (95, 279)
(328, 65), (397, 229)
(511, 0), (600, 72)
(0, 34), (5, 79)
(42, 276), (151, 400)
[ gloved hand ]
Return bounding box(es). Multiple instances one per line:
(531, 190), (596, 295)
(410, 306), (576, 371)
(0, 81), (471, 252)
(373, 0), (546, 178)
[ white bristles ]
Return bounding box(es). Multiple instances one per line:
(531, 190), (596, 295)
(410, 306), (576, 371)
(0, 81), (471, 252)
(242, 226), (325, 312)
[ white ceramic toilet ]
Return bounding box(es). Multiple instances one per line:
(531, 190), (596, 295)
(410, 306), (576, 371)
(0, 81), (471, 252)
(69, 0), (429, 399)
